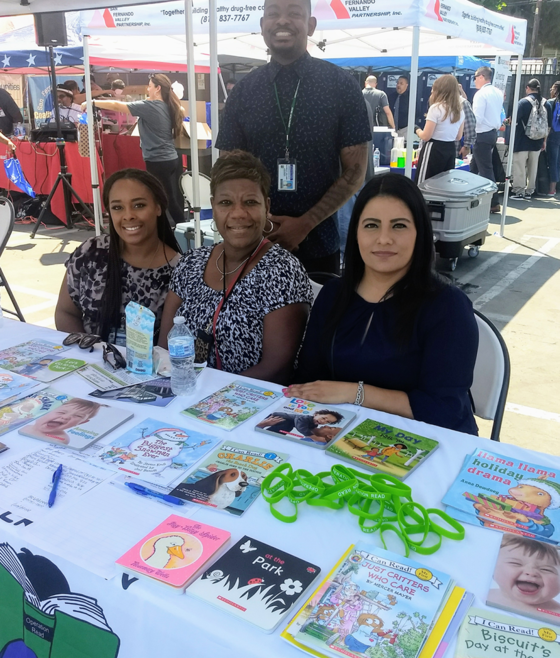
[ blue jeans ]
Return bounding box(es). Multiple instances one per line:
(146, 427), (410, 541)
(337, 189), (362, 257)
(547, 131), (560, 184)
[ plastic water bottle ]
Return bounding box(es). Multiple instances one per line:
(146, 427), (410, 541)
(168, 316), (196, 396)
(373, 148), (380, 171)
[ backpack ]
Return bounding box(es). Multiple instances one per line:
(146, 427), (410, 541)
(524, 96), (548, 140)
(552, 100), (560, 133)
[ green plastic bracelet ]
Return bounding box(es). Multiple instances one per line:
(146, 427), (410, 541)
(347, 494), (385, 521)
(426, 508), (466, 540)
(269, 499), (298, 523)
(379, 523), (410, 557)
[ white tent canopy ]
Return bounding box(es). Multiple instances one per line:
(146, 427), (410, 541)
(0, 0), (171, 15)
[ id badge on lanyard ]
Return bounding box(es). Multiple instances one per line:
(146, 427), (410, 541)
(274, 79), (300, 193)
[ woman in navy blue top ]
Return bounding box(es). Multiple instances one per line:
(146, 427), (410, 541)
(288, 174), (479, 435)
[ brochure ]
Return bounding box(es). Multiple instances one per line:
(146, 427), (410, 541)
(90, 378), (176, 407)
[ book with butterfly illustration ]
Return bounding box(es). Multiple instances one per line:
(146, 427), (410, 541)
(116, 515), (230, 591)
(187, 535), (320, 632)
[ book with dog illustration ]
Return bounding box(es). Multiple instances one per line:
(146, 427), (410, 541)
(0, 388), (71, 437)
(284, 541), (454, 658)
(19, 397), (133, 451)
(169, 441), (289, 516)
(181, 380), (280, 430)
(325, 419), (439, 480)
(187, 535), (320, 632)
(255, 398), (356, 449)
(95, 418), (221, 486)
(116, 515), (230, 591)
(442, 449), (560, 544)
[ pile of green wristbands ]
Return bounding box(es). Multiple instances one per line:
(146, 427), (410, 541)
(261, 463), (464, 557)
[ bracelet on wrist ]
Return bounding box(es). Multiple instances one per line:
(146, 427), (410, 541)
(354, 381), (364, 406)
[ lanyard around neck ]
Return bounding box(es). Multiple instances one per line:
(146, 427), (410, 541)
(273, 78), (301, 159)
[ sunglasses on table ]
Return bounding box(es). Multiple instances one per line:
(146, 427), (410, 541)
(63, 333), (126, 371)
(103, 343), (127, 371)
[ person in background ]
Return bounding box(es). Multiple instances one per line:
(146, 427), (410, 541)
(51, 87), (81, 125)
(159, 150), (313, 384)
(471, 66), (504, 213)
(389, 75), (410, 138)
(216, 0), (371, 275)
(511, 79), (551, 200)
(0, 87), (23, 138)
(84, 74), (185, 227)
(547, 81), (560, 197)
(289, 173), (479, 435)
(457, 83), (476, 159)
(55, 169), (181, 345)
(363, 76), (394, 129)
(415, 75), (465, 183)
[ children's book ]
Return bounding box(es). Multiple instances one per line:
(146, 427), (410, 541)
(0, 367), (46, 407)
(187, 535), (320, 632)
(19, 397), (133, 451)
(169, 441), (289, 516)
(90, 378), (176, 407)
(325, 419), (439, 480)
(418, 588), (474, 658)
(116, 515), (230, 591)
(255, 398), (356, 449)
(181, 380), (280, 430)
(284, 541), (454, 658)
(455, 606), (560, 658)
(95, 418), (221, 486)
(0, 340), (69, 371)
(442, 449), (560, 545)
(0, 388), (70, 437)
(486, 533), (560, 625)
(12, 356), (87, 383)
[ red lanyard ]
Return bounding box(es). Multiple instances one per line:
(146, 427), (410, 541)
(212, 239), (269, 370)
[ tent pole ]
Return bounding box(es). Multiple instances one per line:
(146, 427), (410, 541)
(405, 26), (420, 179)
(184, 0), (201, 248)
(83, 35), (102, 237)
(500, 54), (523, 238)
(209, 0), (219, 165)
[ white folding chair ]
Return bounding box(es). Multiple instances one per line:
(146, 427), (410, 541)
(176, 171), (219, 251)
(0, 197), (25, 322)
(471, 310), (511, 442)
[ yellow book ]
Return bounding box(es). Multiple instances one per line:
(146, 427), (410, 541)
(418, 586), (465, 658)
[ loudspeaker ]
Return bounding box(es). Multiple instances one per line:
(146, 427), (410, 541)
(34, 13), (67, 48)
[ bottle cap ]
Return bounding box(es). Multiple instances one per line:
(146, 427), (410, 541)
(173, 316), (186, 325)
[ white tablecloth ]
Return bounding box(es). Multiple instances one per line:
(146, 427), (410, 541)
(0, 320), (556, 658)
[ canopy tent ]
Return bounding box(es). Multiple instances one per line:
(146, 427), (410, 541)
(0, 0), (172, 14)
(325, 55), (488, 72)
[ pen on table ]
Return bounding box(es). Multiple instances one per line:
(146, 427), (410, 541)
(124, 481), (184, 506)
(48, 464), (63, 508)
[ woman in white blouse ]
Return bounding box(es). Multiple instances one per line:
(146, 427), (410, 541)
(415, 75), (465, 184)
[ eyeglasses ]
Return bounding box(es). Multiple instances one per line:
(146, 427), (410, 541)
(103, 343), (126, 371)
(63, 333), (102, 351)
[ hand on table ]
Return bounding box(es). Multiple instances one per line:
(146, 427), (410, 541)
(284, 381), (357, 405)
(267, 215), (310, 252)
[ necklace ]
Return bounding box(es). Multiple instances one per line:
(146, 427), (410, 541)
(215, 237), (265, 281)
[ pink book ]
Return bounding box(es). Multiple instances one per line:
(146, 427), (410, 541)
(116, 515), (230, 590)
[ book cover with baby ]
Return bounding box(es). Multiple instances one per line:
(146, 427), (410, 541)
(455, 606), (560, 658)
(181, 380), (280, 430)
(19, 397), (133, 451)
(169, 441), (288, 516)
(487, 534), (560, 625)
(116, 515), (230, 590)
(325, 419), (439, 480)
(255, 398), (356, 449)
(442, 449), (560, 544)
(288, 541), (453, 658)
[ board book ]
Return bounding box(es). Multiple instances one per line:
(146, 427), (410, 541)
(0, 388), (70, 437)
(455, 606), (560, 658)
(116, 515), (230, 591)
(0, 367), (46, 407)
(181, 380), (280, 430)
(19, 397), (133, 451)
(169, 441), (289, 516)
(442, 449), (560, 544)
(0, 339), (69, 371)
(12, 356), (86, 383)
(187, 535), (320, 632)
(325, 418), (439, 480)
(95, 418), (221, 486)
(486, 533), (560, 625)
(255, 398), (356, 449)
(283, 541), (454, 658)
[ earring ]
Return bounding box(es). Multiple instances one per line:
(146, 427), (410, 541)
(210, 220), (218, 232)
(264, 218), (274, 234)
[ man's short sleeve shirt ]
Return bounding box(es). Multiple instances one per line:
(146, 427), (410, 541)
(216, 53), (371, 259)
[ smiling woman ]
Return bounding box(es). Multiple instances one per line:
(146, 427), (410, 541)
(54, 168), (182, 345)
(158, 150), (313, 384)
(288, 173), (480, 435)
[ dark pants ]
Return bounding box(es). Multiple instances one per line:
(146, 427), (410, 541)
(298, 250), (341, 276)
(145, 157), (184, 227)
(416, 139), (456, 184)
(471, 129), (499, 206)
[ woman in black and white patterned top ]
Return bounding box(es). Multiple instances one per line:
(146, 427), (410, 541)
(159, 151), (313, 384)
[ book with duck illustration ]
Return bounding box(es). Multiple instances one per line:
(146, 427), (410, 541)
(116, 515), (230, 591)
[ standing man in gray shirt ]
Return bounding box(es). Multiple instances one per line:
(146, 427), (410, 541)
(362, 76), (395, 129)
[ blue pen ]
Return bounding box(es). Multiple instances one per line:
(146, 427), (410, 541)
(48, 464), (63, 508)
(124, 481), (184, 506)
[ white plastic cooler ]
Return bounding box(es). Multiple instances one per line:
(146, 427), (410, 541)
(418, 169), (497, 270)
